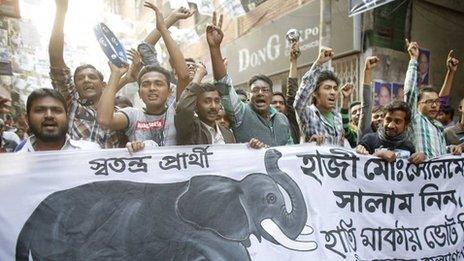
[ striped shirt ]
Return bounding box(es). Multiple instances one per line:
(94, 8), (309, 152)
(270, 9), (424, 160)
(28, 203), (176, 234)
(294, 63), (345, 146)
(404, 60), (447, 158)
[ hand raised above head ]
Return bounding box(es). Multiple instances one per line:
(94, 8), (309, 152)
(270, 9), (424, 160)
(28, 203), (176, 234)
(405, 39), (419, 60)
(144, 2), (167, 31)
(126, 49), (142, 82)
(206, 12), (224, 48)
(341, 83), (354, 98)
(289, 42), (301, 62)
(364, 56), (379, 71)
(170, 6), (195, 21)
(446, 50), (459, 72)
(108, 61), (129, 78)
(315, 47), (334, 65)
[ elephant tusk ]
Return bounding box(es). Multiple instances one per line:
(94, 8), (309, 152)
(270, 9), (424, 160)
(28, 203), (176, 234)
(300, 225), (314, 235)
(261, 219), (317, 251)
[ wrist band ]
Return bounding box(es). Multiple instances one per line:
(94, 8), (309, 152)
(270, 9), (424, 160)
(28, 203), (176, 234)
(94, 23), (128, 68)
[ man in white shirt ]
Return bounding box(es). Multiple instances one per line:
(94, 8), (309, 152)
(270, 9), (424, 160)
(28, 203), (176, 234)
(16, 88), (100, 152)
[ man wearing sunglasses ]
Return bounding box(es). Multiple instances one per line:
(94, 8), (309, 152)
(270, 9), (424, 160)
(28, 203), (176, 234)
(404, 40), (461, 158)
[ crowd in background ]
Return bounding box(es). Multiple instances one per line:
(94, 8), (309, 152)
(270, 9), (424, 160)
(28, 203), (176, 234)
(0, 0), (462, 165)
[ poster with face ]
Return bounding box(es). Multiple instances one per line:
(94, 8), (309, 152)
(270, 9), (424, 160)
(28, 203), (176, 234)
(392, 83), (404, 102)
(374, 81), (392, 107)
(417, 48), (430, 88)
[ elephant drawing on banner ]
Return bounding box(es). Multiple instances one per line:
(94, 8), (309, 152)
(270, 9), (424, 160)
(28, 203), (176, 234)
(16, 149), (317, 260)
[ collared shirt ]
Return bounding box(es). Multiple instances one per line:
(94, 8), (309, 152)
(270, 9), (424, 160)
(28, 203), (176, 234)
(50, 66), (126, 148)
(216, 74), (293, 146)
(294, 63), (345, 146)
(15, 134), (101, 152)
(404, 60), (447, 159)
(201, 122), (226, 145)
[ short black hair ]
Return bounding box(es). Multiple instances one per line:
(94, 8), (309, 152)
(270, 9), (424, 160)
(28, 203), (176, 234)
(316, 70), (340, 91)
(137, 65), (172, 87)
(372, 105), (385, 114)
(236, 89), (248, 98)
(26, 88), (67, 114)
(272, 92), (286, 104)
(249, 74), (273, 90)
(418, 87), (438, 102)
(74, 64), (104, 82)
(199, 83), (221, 96)
(385, 100), (411, 124)
(350, 101), (361, 110)
(441, 105), (454, 118)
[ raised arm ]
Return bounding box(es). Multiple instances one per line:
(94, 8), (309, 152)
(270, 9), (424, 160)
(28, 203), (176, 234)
(340, 83), (357, 147)
(404, 39), (420, 113)
(49, 0), (68, 69)
(175, 63), (208, 142)
(207, 12), (245, 128)
(286, 42), (301, 143)
(144, 7), (194, 45)
(286, 41), (299, 108)
(96, 62), (130, 131)
(208, 12), (226, 80)
(144, 2), (191, 100)
(358, 56), (379, 140)
(293, 47), (333, 128)
(439, 50), (459, 98)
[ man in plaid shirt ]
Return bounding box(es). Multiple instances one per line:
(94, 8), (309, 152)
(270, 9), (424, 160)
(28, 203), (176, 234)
(294, 47), (347, 147)
(404, 39), (461, 159)
(48, 0), (131, 148)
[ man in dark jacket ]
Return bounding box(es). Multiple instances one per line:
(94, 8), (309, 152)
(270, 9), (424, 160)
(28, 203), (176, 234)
(356, 101), (425, 164)
(175, 62), (236, 145)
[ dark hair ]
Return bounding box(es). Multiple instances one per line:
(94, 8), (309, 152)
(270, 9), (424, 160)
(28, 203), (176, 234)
(115, 96), (133, 108)
(350, 101), (361, 110)
(315, 70), (340, 91)
(74, 64), (104, 82)
(248, 74), (273, 90)
(372, 105), (385, 114)
(185, 58), (196, 63)
(385, 101), (411, 124)
(273, 92), (286, 104)
(198, 83), (221, 96)
(26, 88), (67, 114)
(137, 65), (172, 87)
(441, 105), (454, 119)
(418, 87), (438, 102)
(236, 89), (248, 97)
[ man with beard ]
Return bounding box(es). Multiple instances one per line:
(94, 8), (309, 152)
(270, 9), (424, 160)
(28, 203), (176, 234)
(294, 47), (346, 146)
(356, 101), (425, 164)
(175, 62), (236, 145)
(48, 0), (136, 148)
(206, 13), (293, 146)
(15, 89), (100, 152)
(404, 40), (461, 158)
(97, 2), (190, 147)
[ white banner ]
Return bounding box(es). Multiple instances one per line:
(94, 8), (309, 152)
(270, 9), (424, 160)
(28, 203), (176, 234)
(1, 144), (464, 260)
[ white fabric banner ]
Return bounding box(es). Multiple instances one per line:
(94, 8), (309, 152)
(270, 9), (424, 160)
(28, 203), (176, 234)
(1, 144), (464, 260)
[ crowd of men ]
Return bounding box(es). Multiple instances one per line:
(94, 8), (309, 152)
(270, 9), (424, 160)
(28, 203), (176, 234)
(0, 0), (462, 164)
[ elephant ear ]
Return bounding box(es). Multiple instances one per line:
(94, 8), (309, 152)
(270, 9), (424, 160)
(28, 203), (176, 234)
(177, 175), (249, 241)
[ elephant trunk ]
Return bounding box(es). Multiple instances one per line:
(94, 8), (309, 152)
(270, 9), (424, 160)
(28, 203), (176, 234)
(264, 149), (307, 239)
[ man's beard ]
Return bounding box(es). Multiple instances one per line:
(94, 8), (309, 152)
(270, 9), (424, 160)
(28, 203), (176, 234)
(29, 123), (68, 142)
